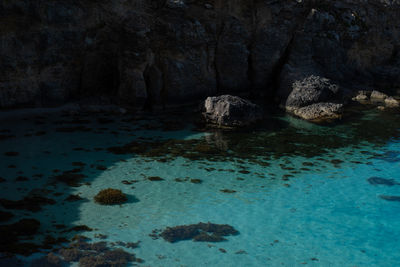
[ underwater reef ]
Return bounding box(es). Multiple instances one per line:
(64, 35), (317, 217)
(158, 222), (239, 243)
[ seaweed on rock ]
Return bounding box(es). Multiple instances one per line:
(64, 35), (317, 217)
(30, 252), (64, 267)
(193, 232), (227, 242)
(94, 188), (127, 205)
(0, 218), (42, 255)
(59, 247), (92, 262)
(0, 218), (40, 237)
(53, 170), (87, 187)
(190, 179), (202, 184)
(42, 235), (68, 249)
(148, 176), (164, 181)
(78, 248), (139, 267)
(0, 195), (56, 212)
(220, 189), (236, 193)
(65, 194), (84, 202)
(104, 109), (400, 163)
(57, 238), (141, 267)
(62, 225), (93, 233)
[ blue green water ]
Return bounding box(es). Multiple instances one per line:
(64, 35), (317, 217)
(0, 107), (400, 266)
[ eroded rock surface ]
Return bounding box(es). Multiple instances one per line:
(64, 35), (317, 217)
(202, 95), (262, 127)
(352, 90), (400, 109)
(287, 103), (344, 122)
(284, 76), (344, 122)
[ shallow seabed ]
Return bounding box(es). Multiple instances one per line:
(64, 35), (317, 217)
(0, 107), (400, 266)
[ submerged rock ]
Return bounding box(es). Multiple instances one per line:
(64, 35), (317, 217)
(53, 170), (87, 187)
(0, 218), (42, 255)
(30, 252), (64, 267)
(65, 194), (84, 202)
(202, 95), (262, 128)
(147, 176), (164, 181)
(379, 195), (400, 202)
(367, 177), (399, 186)
(0, 218), (40, 237)
(78, 248), (138, 267)
(220, 189), (237, 193)
(159, 222), (239, 243)
(59, 248), (92, 262)
(63, 225), (93, 233)
(58, 238), (141, 266)
(0, 195), (56, 212)
(193, 232), (227, 242)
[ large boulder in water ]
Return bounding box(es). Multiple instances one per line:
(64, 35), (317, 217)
(285, 75), (341, 108)
(286, 103), (343, 123)
(202, 95), (262, 128)
(284, 75), (344, 122)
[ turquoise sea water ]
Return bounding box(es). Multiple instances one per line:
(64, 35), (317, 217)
(0, 107), (400, 266)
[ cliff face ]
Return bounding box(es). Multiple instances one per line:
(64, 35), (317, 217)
(0, 0), (399, 108)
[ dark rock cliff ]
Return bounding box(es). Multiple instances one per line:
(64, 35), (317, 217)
(1, 0), (399, 109)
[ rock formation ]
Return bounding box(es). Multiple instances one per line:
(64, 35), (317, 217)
(284, 75), (344, 122)
(0, 0), (399, 110)
(202, 95), (262, 127)
(353, 90), (400, 109)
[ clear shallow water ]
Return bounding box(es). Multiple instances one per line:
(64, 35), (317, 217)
(0, 108), (400, 266)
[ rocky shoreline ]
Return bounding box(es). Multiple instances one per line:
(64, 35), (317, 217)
(1, 0), (399, 112)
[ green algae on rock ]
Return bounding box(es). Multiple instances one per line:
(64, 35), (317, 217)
(94, 188), (127, 205)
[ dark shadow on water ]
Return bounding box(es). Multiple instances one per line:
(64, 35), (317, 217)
(125, 194), (140, 204)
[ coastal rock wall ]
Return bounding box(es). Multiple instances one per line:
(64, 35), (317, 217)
(0, 0), (399, 108)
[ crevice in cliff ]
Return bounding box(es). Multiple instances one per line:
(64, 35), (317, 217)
(143, 53), (166, 110)
(246, 46), (254, 92)
(214, 20), (225, 94)
(158, 55), (167, 110)
(246, 37), (257, 99)
(268, 2), (313, 103)
(79, 52), (120, 102)
(247, 0), (257, 97)
(269, 35), (294, 102)
(143, 65), (152, 111)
